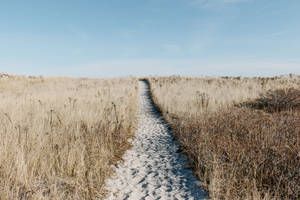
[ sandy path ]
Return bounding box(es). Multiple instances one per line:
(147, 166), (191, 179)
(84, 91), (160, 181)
(105, 81), (206, 200)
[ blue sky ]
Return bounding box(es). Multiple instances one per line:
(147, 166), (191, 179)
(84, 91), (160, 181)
(0, 0), (299, 77)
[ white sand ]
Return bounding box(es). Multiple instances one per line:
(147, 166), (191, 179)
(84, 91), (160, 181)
(105, 81), (207, 200)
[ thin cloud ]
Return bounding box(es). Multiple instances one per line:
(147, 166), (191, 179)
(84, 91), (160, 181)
(190, 0), (252, 9)
(2, 58), (299, 78)
(161, 44), (182, 54)
(223, 0), (251, 3)
(58, 58), (300, 78)
(68, 25), (90, 41)
(263, 30), (288, 38)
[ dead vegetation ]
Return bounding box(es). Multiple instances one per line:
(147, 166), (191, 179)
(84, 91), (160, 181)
(238, 88), (300, 113)
(147, 76), (300, 199)
(0, 75), (137, 199)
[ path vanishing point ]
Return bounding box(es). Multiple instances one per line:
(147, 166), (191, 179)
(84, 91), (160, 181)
(105, 80), (207, 200)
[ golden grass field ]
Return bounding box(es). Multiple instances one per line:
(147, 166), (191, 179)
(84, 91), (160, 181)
(0, 74), (137, 199)
(1, 73), (299, 200)
(147, 76), (300, 200)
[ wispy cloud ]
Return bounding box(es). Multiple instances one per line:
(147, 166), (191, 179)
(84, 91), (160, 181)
(190, 0), (252, 9)
(51, 58), (300, 78)
(3, 58), (299, 77)
(223, 0), (251, 3)
(263, 30), (288, 38)
(68, 25), (90, 41)
(161, 44), (182, 54)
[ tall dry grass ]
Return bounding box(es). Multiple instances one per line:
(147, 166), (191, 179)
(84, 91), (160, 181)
(0, 74), (137, 199)
(148, 76), (300, 115)
(147, 76), (300, 199)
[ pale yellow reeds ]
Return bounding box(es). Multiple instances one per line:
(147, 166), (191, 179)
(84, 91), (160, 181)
(148, 76), (300, 115)
(0, 75), (137, 199)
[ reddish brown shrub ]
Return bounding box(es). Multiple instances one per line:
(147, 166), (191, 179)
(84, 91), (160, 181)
(239, 88), (300, 113)
(168, 108), (300, 199)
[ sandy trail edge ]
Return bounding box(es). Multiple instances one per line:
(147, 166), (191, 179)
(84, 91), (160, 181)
(105, 81), (207, 200)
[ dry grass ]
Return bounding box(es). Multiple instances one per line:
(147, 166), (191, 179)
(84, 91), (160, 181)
(148, 76), (300, 115)
(0, 74), (137, 199)
(238, 88), (300, 113)
(147, 76), (300, 199)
